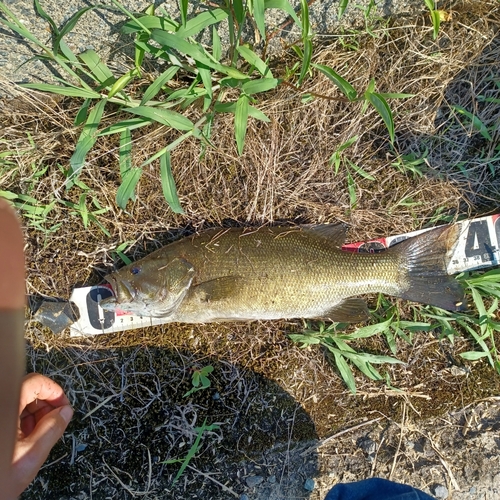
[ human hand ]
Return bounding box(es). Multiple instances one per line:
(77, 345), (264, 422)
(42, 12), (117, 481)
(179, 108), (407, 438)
(10, 373), (73, 497)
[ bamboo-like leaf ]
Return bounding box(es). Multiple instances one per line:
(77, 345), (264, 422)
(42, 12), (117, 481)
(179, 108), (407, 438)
(252, 0), (266, 41)
(333, 352), (356, 394)
(69, 98), (107, 179)
(121, 15), (178, 34)
(116, 168), (142, 209)
(34, 0), (59, 36)
(74, 98), (91, 126)
(347, 159), (375, 180)
(264, 0), (300, 25)
(365, 92), (395, 143)
(179, 0), (188, 26)
(452, 105), (492, 141)
(242, 78), (280, 95)
(235, 94), (249, 155)
(349, 317), (393, 339)
(21, 83), (100, 99)
(141, 67), (179, 105)
(150, 30), (247, 78)
(160, 151), (183, 213)
(429, 9), (441, 40)
(119, 128), (132, 176)
(298, 38), (312, 86)
(53, 6), (98, 55)
(215, 102), (270, 122)
(123, 106), (194, 131)
(79, 50), (115, 85)
(300, 0), (310, 36)
(197, 62), (213, 100)
(212, 26), (222, 61)
(313, 64), (357, 100)
(59, 39), (79, 63)
(99, 117), (153, 136)
(346, 169), (356, 207)
(378, 92), (415, 99)
(237, 45), (273, 78)
(108, 69), (137, 98)
(460, 351), (488, 361)
(338, 0), (349, 18)
(176, 9), (228, 38)
(232, 0), (245, 25)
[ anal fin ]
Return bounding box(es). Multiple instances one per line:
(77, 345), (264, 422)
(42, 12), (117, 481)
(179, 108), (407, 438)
(321, 298), (370, 323)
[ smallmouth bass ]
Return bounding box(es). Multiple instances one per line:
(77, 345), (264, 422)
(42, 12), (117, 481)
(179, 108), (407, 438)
(100, 224), (465, 322)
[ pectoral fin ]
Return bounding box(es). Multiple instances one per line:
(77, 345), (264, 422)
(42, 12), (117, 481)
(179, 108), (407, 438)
(322, 298), (370, 322)
(193, 276), (242, 302)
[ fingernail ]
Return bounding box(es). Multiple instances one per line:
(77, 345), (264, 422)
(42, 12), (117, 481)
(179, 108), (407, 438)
(59, 405), (74, 424)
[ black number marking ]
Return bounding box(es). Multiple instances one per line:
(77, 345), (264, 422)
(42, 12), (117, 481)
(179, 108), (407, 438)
(464, 220), (494, 263)
(86, 287), (115, 330)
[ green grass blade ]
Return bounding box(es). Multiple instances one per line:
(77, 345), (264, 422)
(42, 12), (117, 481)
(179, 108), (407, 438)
(365, 91), (395, 143)
(338, 0), (349, 18)
(349, 317), (393, 339)
(150, 30), (247, 78)
(347, 159), (375, 180)
(0, 4), (49, 50)
(119, 128), (132, 176)
(212, 26), (222, 61)
(197, 63), (213, 100)
(242, 78), (280, 95)
(141, 67), (179, 104)
(452, 105), (492, 141)
(313, 64), (357, 100)
(346, 169), (356, 207)
(121, 15), (178, 35)
(300, 0), (310, 36)
(124, 106), (194, 131)
(160, 151), (183, 213)
(252, 0), (266, 41)
(74, 98), (91, 126)
(429, 9), (441, 40)
(108, 69), (137, 98)
(117, 168), (142, 209)
(235, 94), (249, 155)
(215, 102), (270, 122)
(69, 98), (107, 181)
(460, 351), (488, 361)
(179, 0), (188, 26)
(53, 6), (99, 55)
(333, 352), (356, 394)
(232, 0), (245, 25)
(176, 9), (228, 38)
(99, 117), (153, 136)
(264, 0), (300, 25)
(20, 83), (101, 99)
(237, 45), (273, 78)
(33, 0), (59, 36)
(298, 38), (312, 86)
(79, 50), (115, 86)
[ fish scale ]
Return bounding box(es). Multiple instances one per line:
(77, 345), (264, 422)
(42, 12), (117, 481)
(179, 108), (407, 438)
(101, 224), (465, 322)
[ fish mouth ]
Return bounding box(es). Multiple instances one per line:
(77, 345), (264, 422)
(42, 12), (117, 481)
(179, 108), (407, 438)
(104, 275), (136, 303)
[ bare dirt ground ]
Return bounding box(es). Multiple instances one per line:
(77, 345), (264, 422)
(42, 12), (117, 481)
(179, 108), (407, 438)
(1, 0), (499, 498)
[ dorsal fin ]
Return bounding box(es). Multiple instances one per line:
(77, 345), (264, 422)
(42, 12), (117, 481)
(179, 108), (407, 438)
(301, 224), (347, 247)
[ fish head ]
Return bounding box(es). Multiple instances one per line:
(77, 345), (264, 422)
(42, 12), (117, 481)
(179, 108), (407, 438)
(100, 257), (195, 317)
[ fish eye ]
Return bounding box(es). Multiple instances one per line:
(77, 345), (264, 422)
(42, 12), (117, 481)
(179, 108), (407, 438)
(131, 267), (141, 275)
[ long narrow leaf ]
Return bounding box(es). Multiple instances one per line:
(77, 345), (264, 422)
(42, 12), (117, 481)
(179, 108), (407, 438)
(179, 0), (188, 26)
(20, 83), (100, 99)
(212, 26), (222, 61)
(121, 15), (178, 35)
(176, 9), (228, 38)
(264, 0), (300, 25)
(141, 67), (179, 104)
(99, 117), (153, 136)
(116, 168), (142, 209)
(215, 102), (270, 122)
(365, 92), (395, 143)
(338, 0), (349, 18)
(123, 106), (194, 131)
(334, 352), (356, 394)
(237, 45), (273, 78)
(313, 64), (357, 100)
(74, 99), (91, 126)
(119, 128), (132, 176)
(160, 151), (183, 213)
(79, 50), (115, 85)
(252, 0), (266, 41)
(298, 38), (312, 86)
(235, 94), (249, 155)
(34, 0), (59, 36)
(53, 6), (98, 55)
(242, 78), (280, 95)
(69, 99), (107, 180)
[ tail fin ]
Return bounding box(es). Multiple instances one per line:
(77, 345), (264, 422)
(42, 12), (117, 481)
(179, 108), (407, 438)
(390, 225), (465, 311)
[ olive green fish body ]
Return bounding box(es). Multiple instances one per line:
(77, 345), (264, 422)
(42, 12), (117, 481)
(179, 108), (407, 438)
(101, 224), (464, 322)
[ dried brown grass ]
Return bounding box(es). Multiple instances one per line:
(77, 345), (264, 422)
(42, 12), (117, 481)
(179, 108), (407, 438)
(1, 1), (499, 498)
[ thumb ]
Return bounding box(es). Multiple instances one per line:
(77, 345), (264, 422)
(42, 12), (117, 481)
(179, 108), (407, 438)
(13, 405), (73, 495)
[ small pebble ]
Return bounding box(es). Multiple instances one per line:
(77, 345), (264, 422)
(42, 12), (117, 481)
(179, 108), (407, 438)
(304, 478), (315, 491)
(246, 475), (264, 488)
(268, 475), (276, 484)
(239, 495), (249, 500)
(469, 486), (477, 494)
(433, 484), (448, 499)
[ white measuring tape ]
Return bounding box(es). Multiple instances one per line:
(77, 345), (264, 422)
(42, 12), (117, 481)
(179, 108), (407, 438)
(69, 215), (500, 337)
